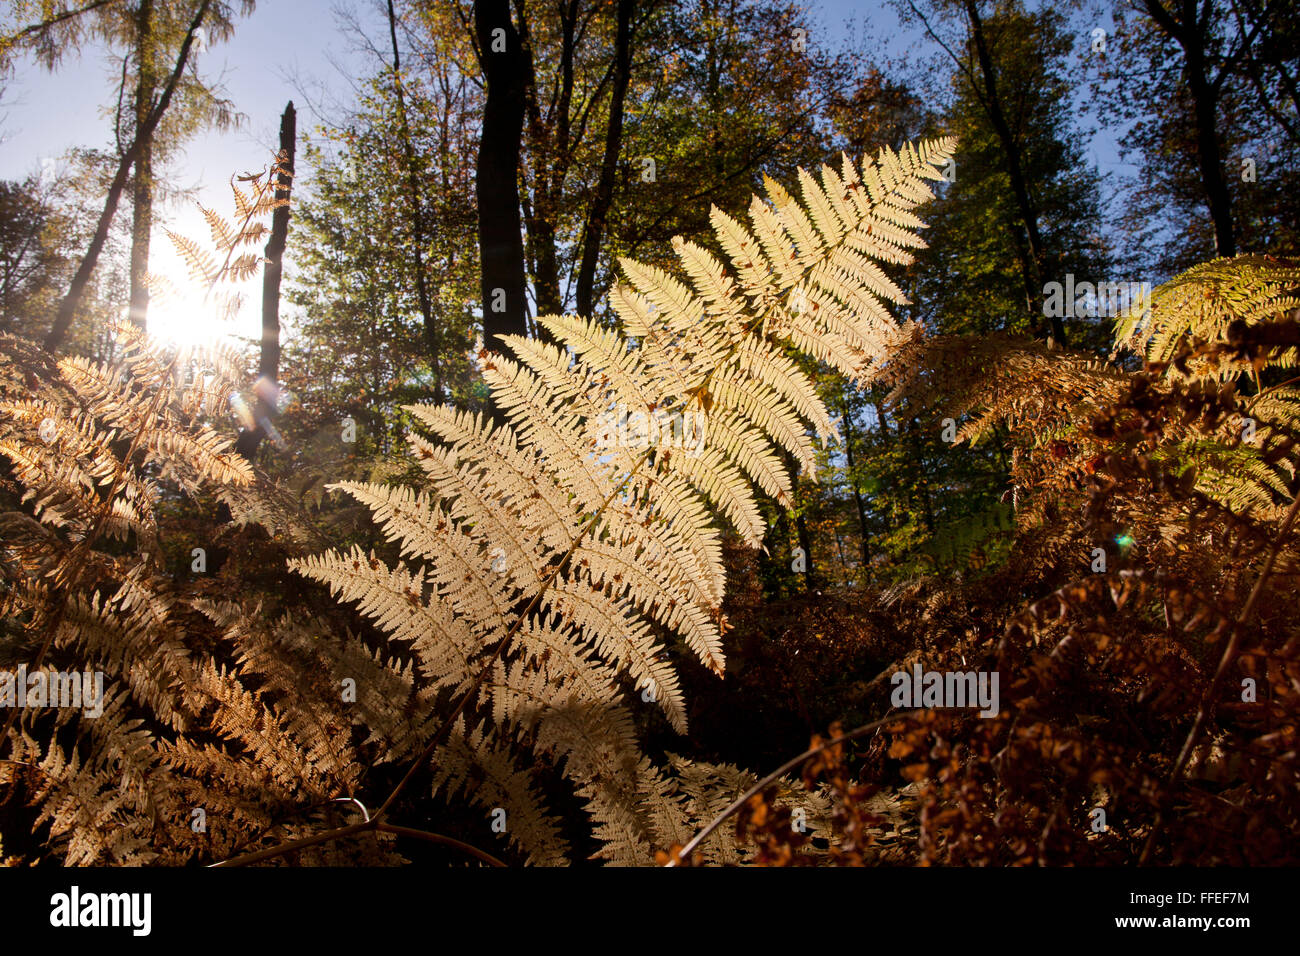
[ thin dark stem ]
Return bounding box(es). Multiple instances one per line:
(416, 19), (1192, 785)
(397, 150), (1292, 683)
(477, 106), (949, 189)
(375, 823), (507, 867)
(666, 714), (897, 865)
(210, 805), (507, 869)
(1138, 490), (1300, 864)
(209, 820), (374, 867)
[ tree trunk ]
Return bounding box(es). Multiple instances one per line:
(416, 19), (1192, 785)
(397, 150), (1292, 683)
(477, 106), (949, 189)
(127, 147), (153, 330)
(904, 410), (935, 534)
(1187, 63), (1236, 257)
(1143, 0), (1236, 257)
(127, 0), (156, 332)
(234, 101), (295, 461)
(962, 0), (1063, 344)
(386, 0), (444, 403)
(474, 0), (530, 356)
(783, 448), (816, 594)
(795, 509), (815, 594)
(839, 393), (872, 571)
(575, 0), (634, 317)
(516, 0), (574, 335)
(44, 0), (211, 353)
(870, 400), (895, 539)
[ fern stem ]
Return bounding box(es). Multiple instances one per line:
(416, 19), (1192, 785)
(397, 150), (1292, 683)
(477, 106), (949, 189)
(1139, 489), (1300, 864)
(209, 819), (373, 867)
(374, 823), (506, 867)
(371, 631), (511, 821)
(210, 818), (506, 867)
(1250, 373), (1300, 400)
(667, 714), (896, 866)
(373, 446), (656, 821)
(214, 795), (369, 864)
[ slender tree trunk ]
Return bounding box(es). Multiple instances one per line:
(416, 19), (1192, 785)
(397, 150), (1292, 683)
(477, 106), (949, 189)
(766, 506), (793, 599)
(795, 509), (815, 594)
(127, 0), (156, 332)
(474, 0), (529, 356)
(830, 521), (851, 589)
(904, 411), (935, 533)
(839, 393), (872, 570)
(234, 101), (295, 461)
(128, 148), (153, 329)
(1184, 37), (1236, 256)
(386, 0), (444, 403)
(575, 0), (634, 317)
(1143, 0), (1236, 257)
(516, 0), (574, 326)
(783, 448), (816, 594)
(870, 400), (895, 538)
(962, 0), (1063, 344)
(44, 0), (211, 353)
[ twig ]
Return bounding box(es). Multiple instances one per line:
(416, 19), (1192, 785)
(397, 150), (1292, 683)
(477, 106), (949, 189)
(210, 818), (505, 868)
(1170, 491), (1300, 782)
(375, 823), (506, 867)
(666, 714), (898, 866)
(209, 820), (374, 867)
(1139, 490), (1300, 864)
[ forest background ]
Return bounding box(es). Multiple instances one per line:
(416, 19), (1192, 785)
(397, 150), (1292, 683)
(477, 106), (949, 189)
(0, 0), (1297, 865)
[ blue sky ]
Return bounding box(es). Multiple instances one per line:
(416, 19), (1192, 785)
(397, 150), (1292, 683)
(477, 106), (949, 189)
(2, 1), (933, 184)
(0, 0), (1131, 341)
(2, 2), (379, 190)
(1, 1), (388, 340)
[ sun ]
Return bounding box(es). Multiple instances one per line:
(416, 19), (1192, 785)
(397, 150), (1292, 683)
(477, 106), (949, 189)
(144, 249), (257, 349)
(144, 199), (263, 347)
(143, 291), (236, 347)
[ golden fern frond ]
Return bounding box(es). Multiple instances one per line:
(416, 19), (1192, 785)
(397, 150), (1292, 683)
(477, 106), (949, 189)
(290, 546), (483, 694)
(227, 252), (264, 283)
(144, 270), (181, 304)
(200, 204), (236, 252)
(238, 222), (269, 247)
(193, 660), (345, 797)
(55, 353), (252, 492)
(886, 333), (1128, 447)
(56, 571), (197, 729)
(165, 228), (220, 286)
(1115, 254), (1300, 377)
(295, 138), (955, 864)
(316, 482), (516, 637)
(165, 159), (288, 310)
(231, 180), (253, 219)
(430, 719), (570, 866)
(16, 690), (165, 865)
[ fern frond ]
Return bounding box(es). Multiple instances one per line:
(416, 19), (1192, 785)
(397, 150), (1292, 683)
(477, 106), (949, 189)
(165, 228), (219, 286)
(200, 204), (236, 252)
(1115, 254), (1300, 377)
(430, 719), (570, 865)
(293, 137), (956, 865)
